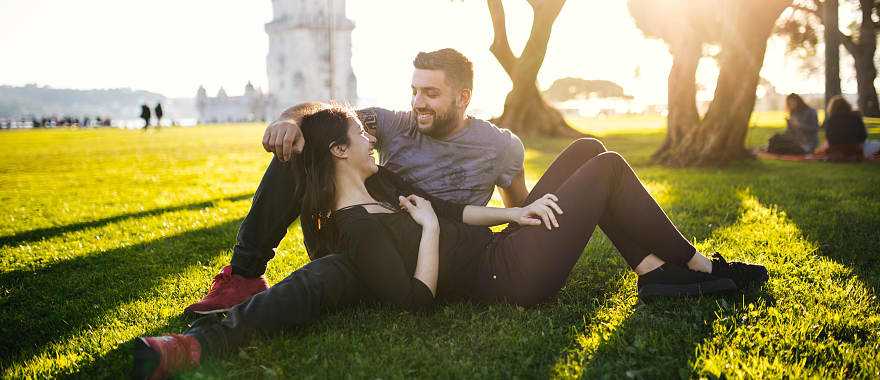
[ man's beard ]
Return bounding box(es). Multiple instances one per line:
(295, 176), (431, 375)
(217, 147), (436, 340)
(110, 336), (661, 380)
(415, 101), (461, 139)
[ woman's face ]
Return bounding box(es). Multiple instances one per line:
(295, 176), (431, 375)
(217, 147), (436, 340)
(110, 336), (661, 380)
(786, 98), (796, 113)
(341, 118), (378, 177)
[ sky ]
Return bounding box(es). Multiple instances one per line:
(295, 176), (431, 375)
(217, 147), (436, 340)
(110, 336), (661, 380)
(0, 0), (858, 115)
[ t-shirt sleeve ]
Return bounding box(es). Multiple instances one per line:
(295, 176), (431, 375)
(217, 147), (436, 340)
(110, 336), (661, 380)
(346, 218), (435, 312)
(356, 107), (408, 152)
(496, 131), (525, 188)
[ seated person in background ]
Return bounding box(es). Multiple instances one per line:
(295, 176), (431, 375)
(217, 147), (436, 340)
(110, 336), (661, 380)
(822, 95), (868, 162)
(768, 93), (820, 155)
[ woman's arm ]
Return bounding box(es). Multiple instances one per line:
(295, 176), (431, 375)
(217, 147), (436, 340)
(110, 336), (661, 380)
(413, 223), (439, 296)
(462, 194), (563, 230)
(398, 195), (440, 296)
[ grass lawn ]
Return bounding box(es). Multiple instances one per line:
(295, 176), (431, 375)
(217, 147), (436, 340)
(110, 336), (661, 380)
(1, 115), (879, 379)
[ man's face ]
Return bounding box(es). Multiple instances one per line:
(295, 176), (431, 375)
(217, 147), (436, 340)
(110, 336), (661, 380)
(411, 69), (464, 138)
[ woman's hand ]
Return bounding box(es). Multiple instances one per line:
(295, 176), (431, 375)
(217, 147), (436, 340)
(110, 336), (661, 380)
(512, 193), (563, 230)
(399, 195), (439, 229)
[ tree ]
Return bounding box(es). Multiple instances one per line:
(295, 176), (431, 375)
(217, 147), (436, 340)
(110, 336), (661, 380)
(783, 0), (879, 116)
(487, 0), (584, 137)
(629, 0), (792, 166)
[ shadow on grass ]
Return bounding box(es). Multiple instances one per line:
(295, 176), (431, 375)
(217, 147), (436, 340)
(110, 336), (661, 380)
(580, 291), (773, 378)
(0, 193), (252, 249)
(0, 218), (241, 373)
(730, 159), (880, 292)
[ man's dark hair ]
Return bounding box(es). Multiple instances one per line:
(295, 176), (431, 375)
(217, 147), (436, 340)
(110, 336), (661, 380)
(413, 48), (474, 91)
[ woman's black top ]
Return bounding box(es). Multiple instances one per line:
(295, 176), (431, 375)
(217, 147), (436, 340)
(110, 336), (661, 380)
(329, 167), (493, 312)
(823, 112), (868, 146)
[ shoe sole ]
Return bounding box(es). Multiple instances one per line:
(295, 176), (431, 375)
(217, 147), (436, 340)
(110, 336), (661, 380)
(638, 278), (737, 303)
(187, 307), (230, 315)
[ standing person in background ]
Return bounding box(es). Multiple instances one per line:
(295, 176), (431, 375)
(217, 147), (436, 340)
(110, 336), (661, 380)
(822, 96), (868, 162)
(154, 103), (164, 128)
(140, 104), (152, 130)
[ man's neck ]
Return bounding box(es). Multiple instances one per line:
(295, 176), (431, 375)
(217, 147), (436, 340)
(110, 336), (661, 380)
(434, 115), (468, 140)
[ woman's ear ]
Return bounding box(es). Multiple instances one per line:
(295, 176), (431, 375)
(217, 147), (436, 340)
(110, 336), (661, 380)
(330, 143), (348, 159)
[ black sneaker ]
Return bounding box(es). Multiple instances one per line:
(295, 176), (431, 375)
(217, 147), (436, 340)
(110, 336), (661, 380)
(637, 264), (737, 303)
(710, 253), (769, 290)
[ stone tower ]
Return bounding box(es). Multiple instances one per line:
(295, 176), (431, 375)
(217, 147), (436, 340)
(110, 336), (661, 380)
(265, 0), (357, 119)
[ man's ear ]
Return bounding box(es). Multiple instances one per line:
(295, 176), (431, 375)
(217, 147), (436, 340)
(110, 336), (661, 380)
(330, 143), (348, 159)
(458, 88), (472, 109)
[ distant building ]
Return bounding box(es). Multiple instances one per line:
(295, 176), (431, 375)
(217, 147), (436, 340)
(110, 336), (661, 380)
(264, 0), (357, 118)
(195, 82), (266, 123)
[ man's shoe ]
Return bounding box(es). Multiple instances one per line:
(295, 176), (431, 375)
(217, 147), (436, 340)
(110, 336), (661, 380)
(710, 254), (769, 290)
(637, 264), (737, 303)
(132, 334), (201, 380)
(184, 265), (268, 315)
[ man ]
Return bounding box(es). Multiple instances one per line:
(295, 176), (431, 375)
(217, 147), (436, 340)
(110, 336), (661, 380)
(140, 104), (151, 130)
(185, 48), (529, 314)
(154, 103), (164, 128)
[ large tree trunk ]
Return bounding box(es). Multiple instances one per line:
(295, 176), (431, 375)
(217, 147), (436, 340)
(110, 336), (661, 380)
(653, 38), (701, 160)
(487, 0), (585, 137)
(653, 0), (791, 166)
(824, 0), (842, 105)
(853, 48), (880, 116)
(847, 0), (880, 116)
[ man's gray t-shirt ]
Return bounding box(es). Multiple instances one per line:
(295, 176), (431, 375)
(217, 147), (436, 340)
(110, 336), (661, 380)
(357, 107), (524, 206)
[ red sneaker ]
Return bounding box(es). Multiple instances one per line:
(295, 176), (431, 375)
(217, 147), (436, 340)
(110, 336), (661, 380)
(132, 334), (201, 380)
(184, 265), (268, 315)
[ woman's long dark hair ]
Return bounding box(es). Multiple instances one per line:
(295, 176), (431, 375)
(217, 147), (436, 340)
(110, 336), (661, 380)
(826, 95), (857, 118)
(294, 105), (356, 258)
(786, 93), (809, 113)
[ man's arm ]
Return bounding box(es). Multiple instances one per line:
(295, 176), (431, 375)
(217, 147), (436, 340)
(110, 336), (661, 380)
(498, 169), (528, 208)
(262, 102), (330, 162)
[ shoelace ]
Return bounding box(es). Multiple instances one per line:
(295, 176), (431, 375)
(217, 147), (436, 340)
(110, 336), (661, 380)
(205, 271), (233, 296)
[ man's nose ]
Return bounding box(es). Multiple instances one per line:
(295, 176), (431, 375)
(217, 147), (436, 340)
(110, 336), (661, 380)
(412, 92), (425, 108)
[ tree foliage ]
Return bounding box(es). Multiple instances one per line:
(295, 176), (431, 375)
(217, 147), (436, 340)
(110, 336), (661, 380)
(779, 0), (880, 115)
(543, 78), (629, 102)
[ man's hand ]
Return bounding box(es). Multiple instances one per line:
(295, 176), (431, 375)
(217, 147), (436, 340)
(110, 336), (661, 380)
(262, 118), (305, 162)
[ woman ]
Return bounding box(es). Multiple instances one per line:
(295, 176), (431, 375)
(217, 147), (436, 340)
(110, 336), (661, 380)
(133, 106), (768, 379)
(769, 94), (820, 154)
(822, 96), (868, 162)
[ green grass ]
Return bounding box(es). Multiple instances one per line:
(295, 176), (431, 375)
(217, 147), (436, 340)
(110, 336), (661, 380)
(1, 115), (879, 379)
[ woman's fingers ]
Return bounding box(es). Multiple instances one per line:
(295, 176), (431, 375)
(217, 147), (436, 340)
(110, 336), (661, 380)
(544, 205), (559, 228)
(398, 195), (415, 211)
(537, 206), (552, 230)
(546, 198), (563, 215)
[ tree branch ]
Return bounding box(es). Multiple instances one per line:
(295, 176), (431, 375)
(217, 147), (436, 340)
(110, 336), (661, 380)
(487, 0), (517, 79)
(515, 0), (567, 85)
(838, 29), (858, 53)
